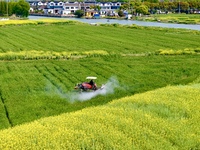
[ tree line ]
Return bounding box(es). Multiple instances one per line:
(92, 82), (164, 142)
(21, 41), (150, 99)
(120, 1), (200, 15)
(0, 0), (30, 17)
(99, 0), (200, 2)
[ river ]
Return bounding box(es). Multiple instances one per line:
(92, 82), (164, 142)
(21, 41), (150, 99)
(29, 16), (200, 31)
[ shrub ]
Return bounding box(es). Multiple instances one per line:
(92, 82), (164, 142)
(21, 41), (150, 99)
(74, 10), (84, 18)
(118, 10), (124, 17)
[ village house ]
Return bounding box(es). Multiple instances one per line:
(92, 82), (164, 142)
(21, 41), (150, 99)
(63, 2), (80, 15)
(96, 2), (121, 16)
(29, 1), (121, 17)
(29, 1), (48, 13)
(44, 1), (64, 14)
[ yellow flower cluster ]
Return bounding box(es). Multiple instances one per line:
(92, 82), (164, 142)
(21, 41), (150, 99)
(157, 47), (200, 55)
(0, 50), (109, 60)
(0, 85), (199, 149)
(0, 19), (75, 26)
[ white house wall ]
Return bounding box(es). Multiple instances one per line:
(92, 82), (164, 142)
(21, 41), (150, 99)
(63, 3), (80, 14)
(30, 1), (121, 16)
(63, 10), (71, 15)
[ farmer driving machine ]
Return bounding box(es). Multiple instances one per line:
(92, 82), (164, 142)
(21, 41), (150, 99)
(74, 76), (104, 92)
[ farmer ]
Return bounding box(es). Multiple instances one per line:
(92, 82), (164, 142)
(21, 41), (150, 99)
(89, 79), (94, 86)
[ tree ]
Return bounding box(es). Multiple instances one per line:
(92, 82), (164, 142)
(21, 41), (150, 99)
(149, 2), (159, 14)
(136, 4), (149, 15)
(0, 1), (6, 16)
(118, 10), (124, 17)
(13, 0), (30, 17)
(188, 1), (199, 10)
(120, 3), (129, 10)
(90, 5), (100, 12)
(74, 10), (84, 18)
(180, 2), (189, 12)
(167, 2), (176, 12)
(159, 2), (168, 12)
(144, 0), (158, 2)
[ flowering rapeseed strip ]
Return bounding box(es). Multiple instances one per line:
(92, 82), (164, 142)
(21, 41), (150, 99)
(0, 50), (109, 60)
(0, 19), (76, 26)
(0, 85), (199, 149)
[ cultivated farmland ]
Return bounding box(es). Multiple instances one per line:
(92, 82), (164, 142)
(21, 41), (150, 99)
(0, 19), (200, 55)
(0, 20), (200, 149)
(0, 84), (199, 149)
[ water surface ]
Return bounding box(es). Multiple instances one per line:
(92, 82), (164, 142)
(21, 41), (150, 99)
(29, 16), (200, 31)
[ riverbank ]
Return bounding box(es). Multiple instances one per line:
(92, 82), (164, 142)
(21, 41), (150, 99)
(2, 15), (199, 31)
(29, 13), (75, 18)
(134, 14), (200, 25)
(28, 13), (200, 25)
(27, 15), (200, 31)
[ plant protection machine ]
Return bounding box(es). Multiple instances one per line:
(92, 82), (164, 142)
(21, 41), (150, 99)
(74, 76), (104, 92)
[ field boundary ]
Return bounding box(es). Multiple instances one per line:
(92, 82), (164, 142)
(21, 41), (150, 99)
(0, 89), (12, 127)
(0, 50), (109, 61)
(0, 48), (200, 61)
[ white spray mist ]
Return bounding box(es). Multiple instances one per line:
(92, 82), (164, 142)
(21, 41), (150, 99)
(69, 76), (119, 102)
(47, 76), (120, 103)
